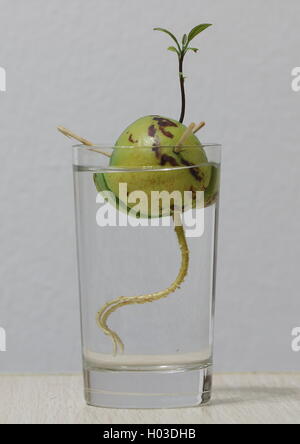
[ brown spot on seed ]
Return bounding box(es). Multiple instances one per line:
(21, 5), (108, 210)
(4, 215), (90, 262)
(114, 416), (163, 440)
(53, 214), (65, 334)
(178, 155), (203, 182)
(153, 117), (178, 128)
(160, 154), (179, 167)
(160, 127), (174, 139)
(148, 125), (156, 137)
(129, 134), (138, 143)
(190, 186), (197, 199)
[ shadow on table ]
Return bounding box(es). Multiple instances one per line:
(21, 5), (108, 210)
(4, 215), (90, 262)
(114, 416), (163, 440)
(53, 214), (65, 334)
(211, 386), (300, 407)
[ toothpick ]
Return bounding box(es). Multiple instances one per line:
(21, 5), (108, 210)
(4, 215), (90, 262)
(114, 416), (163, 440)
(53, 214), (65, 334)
(174, 123), (196, 153)
(57, 126), (111, 158)
(193, 121), (205, 134)
(58, 120), (206, 158)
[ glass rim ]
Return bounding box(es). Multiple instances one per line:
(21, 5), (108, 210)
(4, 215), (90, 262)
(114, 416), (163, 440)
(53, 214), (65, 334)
(72, 143), (222, 150)
(72, 143), (222, 172)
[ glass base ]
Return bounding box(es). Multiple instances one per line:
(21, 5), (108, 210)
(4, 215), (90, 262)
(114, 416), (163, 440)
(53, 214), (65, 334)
(84, 365), (213, 409)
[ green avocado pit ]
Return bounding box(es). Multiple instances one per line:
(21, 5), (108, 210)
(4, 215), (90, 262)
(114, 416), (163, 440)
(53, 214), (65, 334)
(94, 115), (217, 218)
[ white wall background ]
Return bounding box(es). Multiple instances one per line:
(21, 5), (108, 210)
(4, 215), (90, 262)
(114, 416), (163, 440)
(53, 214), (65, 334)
(0, 0), (299, 372)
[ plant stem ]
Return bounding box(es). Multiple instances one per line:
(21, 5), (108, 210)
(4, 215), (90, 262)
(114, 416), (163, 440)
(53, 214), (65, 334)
(179, 55), (186, 123)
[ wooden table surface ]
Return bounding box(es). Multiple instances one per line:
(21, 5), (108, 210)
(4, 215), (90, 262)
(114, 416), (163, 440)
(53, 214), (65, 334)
(0, 373), (299, 424)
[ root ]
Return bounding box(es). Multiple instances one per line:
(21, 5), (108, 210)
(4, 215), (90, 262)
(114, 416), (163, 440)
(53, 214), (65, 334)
(96, 214), (190, 355)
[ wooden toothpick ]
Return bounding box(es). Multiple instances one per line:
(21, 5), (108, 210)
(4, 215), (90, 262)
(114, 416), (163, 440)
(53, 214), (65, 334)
(58, 120), (206, 158)
(57, 126), (111, 158)
(193, 121), (206, 134)
(174, 123), (196, 153)
(174, 121), (206, 153)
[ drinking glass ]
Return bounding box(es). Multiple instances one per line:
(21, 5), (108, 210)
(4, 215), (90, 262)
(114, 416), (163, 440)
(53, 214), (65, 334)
(73, 144), (221, 408)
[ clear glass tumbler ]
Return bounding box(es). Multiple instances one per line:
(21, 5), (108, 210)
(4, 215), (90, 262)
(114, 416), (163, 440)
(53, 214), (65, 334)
(73, 144), (221, 408)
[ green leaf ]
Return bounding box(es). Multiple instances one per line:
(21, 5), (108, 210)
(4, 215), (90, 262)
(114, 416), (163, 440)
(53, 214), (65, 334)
(188, 24), (212, 43)
(154, 28), (181, 52)
(186, 47), (199, 53)
(168, 46), (180, 55)
(182, 34), (188, 46)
